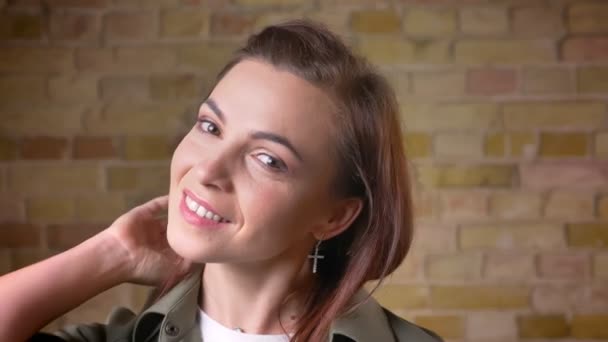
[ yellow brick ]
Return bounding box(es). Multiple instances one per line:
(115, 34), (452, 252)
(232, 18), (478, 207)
(594, 253), (608, 278)
(125, 136), (172, 160)
(415, 315), (464, 339)
(568, 3), (608, 33)
(0, 47), (73, 72)
(0, 138), (17, 160)
(596, 132), (608, 158)
(373, 285), (429, 310)
(49, 74), (98, 102)
(161, 9), (208, 37)
(567, 223), (608, 247)
(468, 312), (516, 340)
(598, 194), (608, 218)
(578, 66), (608, 93)
(234, 0), (307, 6)
(115, 47), (177, 73)
(485, 133), (505, 157)
(571, 315), (608, 339)
(350, 10), (401, 34)
(411, 71), (465, 96)
(435, 133), (483, 159)
(178, 43), (238, 73)
(27, 197), (74, 222)
(0, 104), (84, 135)
(385, 70), (410, 98)
(513, 7), (563, 37)
(509, 132), (537, 157)
(431, 286), (528, 309)
(504, 102), (605, 129)
(484, 252), (535, 279)
(539, 132), (588, 157)
(412, 40), (450, 64)
(403, 132), (431, 158)
(86, 102), (189, 134)
(455, 40), (554, 64)
(427, 253), (482, 279)
(404, 9), (456, 37)
(459, 7), (508, 35)
(416, 164), (514, 188)
(357, 37), (414, 65)
(400, 103), (500, 131)
(75, 194), (127, 222)
(106, 166), (169, 192)
(518, 315), (569, 338)
(545, 191), (594, 220)
(0, 75), (47, 103)
(9, 165), (100, 194)
(522, 67), (572, 94)
(490, 192), (542, 219)
(460, 223), (565, 250)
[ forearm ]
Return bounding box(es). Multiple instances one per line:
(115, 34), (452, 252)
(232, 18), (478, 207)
(0, 233), (132, 342)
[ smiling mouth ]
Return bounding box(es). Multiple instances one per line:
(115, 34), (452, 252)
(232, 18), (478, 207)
(183, 193), (230, 223)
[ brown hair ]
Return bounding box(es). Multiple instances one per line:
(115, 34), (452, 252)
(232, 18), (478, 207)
(156, 19), (414, 341)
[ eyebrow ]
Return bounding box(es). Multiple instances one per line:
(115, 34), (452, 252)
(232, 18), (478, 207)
(251, 131), (303, 162)
(203, 97), (225, 123)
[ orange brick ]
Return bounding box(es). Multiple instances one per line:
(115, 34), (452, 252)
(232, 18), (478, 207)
(518, 315), (569, 338)
(455, 40), (554, 64)
(0, 223), (41, 248)
(414, 315), (464, 339)
(467, 68), (516, 95)
(538, 252), (589, 279)
(563, 37), (608, 61)
(350, 10), (401, 34)
(20, 137), (69, 160)
(431, 286), (528, 309)
(567, 223), (608, 247)
(73, 136), (119, 159)
(484, 252), (535, 280)
(47, 224), (104, 249)
(571, 315), (608, 339)
(50, 11), (100, 41)
(210, 12), (256, 36)
(513, 6), (563, 37)
(104, 11), (156, 41)
(539, 132), (588, 157)
(439, 190), (487, 220)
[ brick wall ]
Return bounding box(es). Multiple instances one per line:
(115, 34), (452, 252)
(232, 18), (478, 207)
(1, 0), (607, 340)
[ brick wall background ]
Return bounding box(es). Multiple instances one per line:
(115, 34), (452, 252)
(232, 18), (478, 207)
(1, 0), (607, 340)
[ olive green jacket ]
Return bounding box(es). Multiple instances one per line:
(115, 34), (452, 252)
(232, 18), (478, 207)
(35, 267), (441, 342)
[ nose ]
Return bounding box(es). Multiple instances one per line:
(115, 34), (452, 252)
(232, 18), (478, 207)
(193, 147), (234, 193)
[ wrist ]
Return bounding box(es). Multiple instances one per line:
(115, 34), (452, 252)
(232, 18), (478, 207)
(76, 232), (134, 287)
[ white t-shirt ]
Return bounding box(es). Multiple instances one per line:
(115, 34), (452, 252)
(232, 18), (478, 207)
(199, 309), (291, 342)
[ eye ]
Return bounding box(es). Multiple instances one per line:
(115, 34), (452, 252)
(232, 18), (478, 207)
(198, 119), (220, 136)
(255, 153), (287, 172)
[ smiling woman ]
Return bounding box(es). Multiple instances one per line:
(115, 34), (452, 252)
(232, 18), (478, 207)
(0, 20), (441, 342)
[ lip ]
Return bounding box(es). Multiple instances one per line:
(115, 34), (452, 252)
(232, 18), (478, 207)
(179, 189), (229, 228)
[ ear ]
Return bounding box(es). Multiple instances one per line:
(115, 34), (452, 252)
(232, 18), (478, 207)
(312, 197), (364, 241)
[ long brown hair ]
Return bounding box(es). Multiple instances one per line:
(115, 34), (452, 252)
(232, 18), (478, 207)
(155, 19), (414, 341)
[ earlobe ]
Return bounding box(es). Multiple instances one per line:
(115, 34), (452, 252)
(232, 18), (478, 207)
(313, 197), (364, 240)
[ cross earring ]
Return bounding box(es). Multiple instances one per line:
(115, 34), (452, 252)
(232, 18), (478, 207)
(308, 239), (325, 274)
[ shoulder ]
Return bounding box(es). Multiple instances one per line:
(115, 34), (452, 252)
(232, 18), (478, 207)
(382, 308), (443, 342)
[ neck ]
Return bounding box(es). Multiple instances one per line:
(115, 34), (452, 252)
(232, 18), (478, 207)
(200, 252), (314, 335)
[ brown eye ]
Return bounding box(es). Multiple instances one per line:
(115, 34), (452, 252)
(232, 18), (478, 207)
(199, 119), (220, 136)
(255, 153), (287, 172)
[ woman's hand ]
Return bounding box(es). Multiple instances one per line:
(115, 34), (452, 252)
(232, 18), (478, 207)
(102, 195), (192, 287)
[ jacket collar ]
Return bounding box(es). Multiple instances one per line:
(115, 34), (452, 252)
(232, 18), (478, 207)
(134, 265), (393, 342)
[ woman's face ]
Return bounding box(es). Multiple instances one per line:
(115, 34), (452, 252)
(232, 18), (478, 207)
(167, 59), (341, 265)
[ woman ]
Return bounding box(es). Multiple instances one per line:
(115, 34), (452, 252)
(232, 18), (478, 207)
(0, 20), (442, 342)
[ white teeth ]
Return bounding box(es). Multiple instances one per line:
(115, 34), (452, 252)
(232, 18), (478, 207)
(186, 195), (227, 222)
(196, 206), (207, 217)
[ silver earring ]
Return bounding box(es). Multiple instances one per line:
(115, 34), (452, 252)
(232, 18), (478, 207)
(308, 240), (325, 274)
